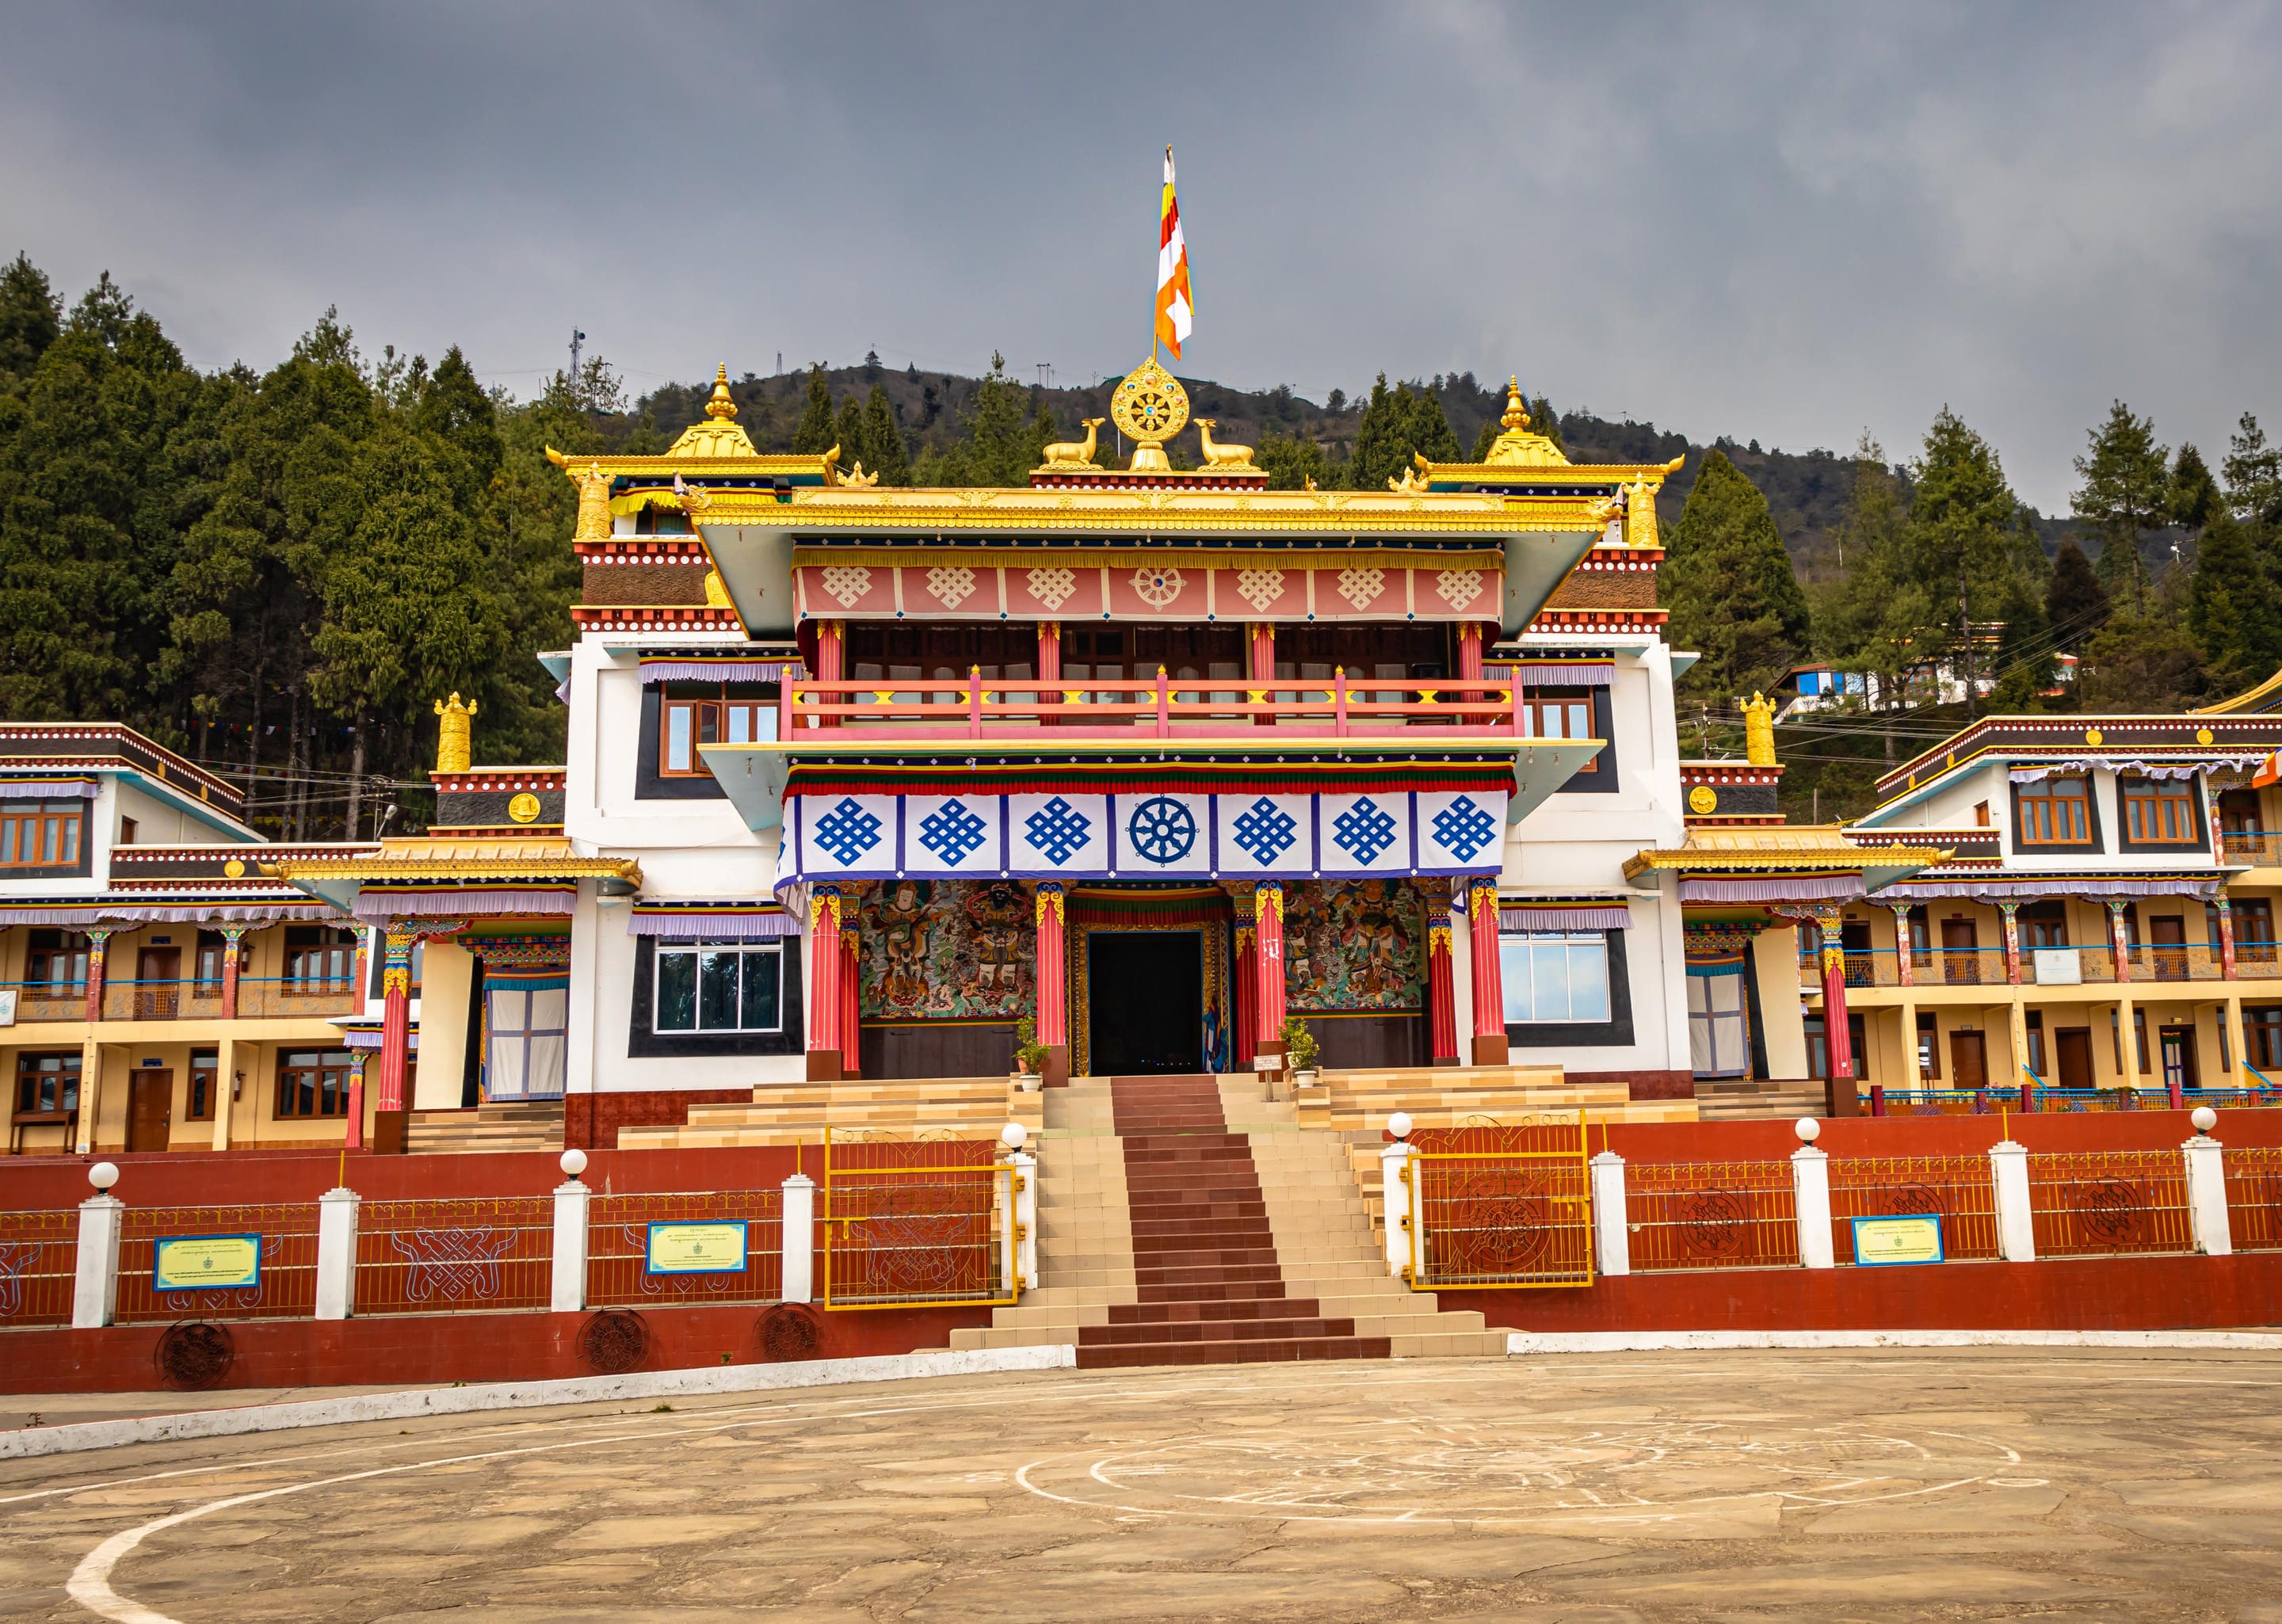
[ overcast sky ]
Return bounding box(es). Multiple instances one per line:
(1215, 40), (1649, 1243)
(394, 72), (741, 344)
(3, 1), (2276, 511)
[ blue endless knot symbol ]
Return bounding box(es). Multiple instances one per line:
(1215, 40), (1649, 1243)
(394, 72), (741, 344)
(1125, 795), (1198, 865)
(1332, 797), (1399, 865)
(917, 799), (988, 867)
(1231, 796), (1297, 864)
(1432, 795), (1499, 863)
(1024, 796), (1092, 864)
(814, 798), (883, 865)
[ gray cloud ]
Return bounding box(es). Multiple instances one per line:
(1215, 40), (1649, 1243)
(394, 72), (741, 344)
(2, 0), (2275, 509)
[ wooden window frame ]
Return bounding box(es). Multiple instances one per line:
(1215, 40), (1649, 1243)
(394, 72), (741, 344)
(1521, 690), (1598, 772)
(15, 1051), (82, 1114)
(25, 928), (90, 989)
(2012, 776), (2098, 850)
(0, 801), (84, 870)
(658, 696), (773, 778)
(186, 1047), (218, 1123)
(2118, 775), (2205, 851)
(274, 1049), (356, 1119)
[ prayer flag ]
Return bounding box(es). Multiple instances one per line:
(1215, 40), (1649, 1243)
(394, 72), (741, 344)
(1156, 147), (1193, 358)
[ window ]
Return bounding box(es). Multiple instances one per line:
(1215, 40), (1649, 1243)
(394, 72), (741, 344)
(1686, 964), (1748, 1077)
(25, 928), (90, 989)
(1915, 1012), (1941, 1080)
(2123, 777), (2198, 844)
(1975, 800), (1991, 827)
(0, 800), (82, 867)
(2246, 1008), (2282, 1073)
(2024, 905), (2070, 950)
(118, 815), (137, 845)
(653, 942), (784, 1033)
(187, 1048), (217, 1122)
(284, 925), (357, 989)
(661, 698), (775, 776)
(2017, 776), (2092, 845)
(15, 1052), (81, 1114)
(193, 930), (227, 991)
(1522, 688), (1597, 770)
(2025, 1012), (2046, 1077)
(275, 1050), (356, 1118)
(1498, 932), (1611, 1024)
(2237, 900), (2277, 967)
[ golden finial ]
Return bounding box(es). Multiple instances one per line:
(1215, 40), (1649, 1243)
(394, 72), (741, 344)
(1743, 692), (1776, 768)
(704, 364), (738, 421)
(433, 693), (477, 776)
(1501, 376), (1530, 433)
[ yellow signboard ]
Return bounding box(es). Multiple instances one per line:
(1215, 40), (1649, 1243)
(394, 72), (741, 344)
(154, 1233), (262, 1291)
(1852, 1214), (1944, 1267)
(646, 1221), (748, 1276)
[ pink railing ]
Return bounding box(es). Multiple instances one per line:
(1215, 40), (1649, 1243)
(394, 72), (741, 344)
(783, 670), (1538, 740)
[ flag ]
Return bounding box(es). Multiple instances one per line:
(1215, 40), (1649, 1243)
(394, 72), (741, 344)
(2255, 750), (2281, 789)
(1156, 147), (1193, 358)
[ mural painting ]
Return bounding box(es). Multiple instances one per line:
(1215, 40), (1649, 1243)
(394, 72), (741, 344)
(857, 879), (1035, 1020)
(1284, 878), (1425, 1012)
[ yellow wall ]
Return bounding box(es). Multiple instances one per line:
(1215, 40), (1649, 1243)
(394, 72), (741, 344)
(414, 943), (474, 1108)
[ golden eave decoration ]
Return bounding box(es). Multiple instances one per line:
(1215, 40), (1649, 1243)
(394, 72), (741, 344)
(1622, 825), (1954, 882)
(261, 837), (640, 885)
(544, 368), (831, 478)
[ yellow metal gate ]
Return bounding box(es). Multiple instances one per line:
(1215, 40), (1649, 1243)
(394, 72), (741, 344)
(1407, 1116), (1595, 1289)
(822, 1130), (1021, 1309)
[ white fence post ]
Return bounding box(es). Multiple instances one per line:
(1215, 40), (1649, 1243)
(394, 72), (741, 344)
(315, 1187), (361, 1320)
(71, 1163), (124, 1330)
(1012, 1147), (1039, 1290)
(1790, 1119), (1834, 1269)
(2182, 1107), (2232, 1256)
(551, 1149), (590, 1313)
(780, 1172), (815, 1305)
(1989, 1140), (2036, 1262)
(1382, 1113), (1417, 1280)
(1589, 1149), (1631, 1276)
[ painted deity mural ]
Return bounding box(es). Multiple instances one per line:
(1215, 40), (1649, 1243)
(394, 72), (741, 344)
(1283, 878), (1426, 1012)
(857, 879), (1035, 1020)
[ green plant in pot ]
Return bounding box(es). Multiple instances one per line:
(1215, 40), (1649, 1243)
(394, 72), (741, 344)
(1280, 1014), (1320, 1077)
(1014, 1016), (1049, 1077)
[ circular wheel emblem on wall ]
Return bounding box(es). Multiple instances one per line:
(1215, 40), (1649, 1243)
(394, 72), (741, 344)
(578, 1309), (648, 1374)
(1126, 796), (1198, 865)
(155, 1321), (235, 1390)
(757, 1302), (824, 1362)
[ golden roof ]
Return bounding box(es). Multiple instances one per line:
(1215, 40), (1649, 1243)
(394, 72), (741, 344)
(1417, 380), (1685, 489)
(1623, 825), (1954, 879)
(262, 837), (639, 883)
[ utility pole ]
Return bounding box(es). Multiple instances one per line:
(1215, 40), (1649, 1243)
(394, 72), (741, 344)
(569, 328), (585, 378)
(1036, 364), (1054, 389)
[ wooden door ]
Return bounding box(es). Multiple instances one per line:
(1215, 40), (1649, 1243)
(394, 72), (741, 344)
(2159, 1027), (2200, 1092)
(126, 1071), (171, 1151)
(135, 947), (181, 1019)
(1940, 919), (1980, 985)
(2055, 1028), (2093, 1090)
(2148, 914), (2188, 981)
(1949, 1031), (1988, 1089)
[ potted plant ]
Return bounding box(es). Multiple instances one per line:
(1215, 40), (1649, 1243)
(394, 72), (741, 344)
(1280, 1014), (1320, 1089)
(1013, 1016), (1048, 1092)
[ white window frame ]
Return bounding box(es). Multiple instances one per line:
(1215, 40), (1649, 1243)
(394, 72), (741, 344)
(652, 940), (786, 1035)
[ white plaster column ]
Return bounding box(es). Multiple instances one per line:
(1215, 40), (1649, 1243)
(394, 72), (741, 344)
(1989, 1140), (2036, 1262)
(1382, 1112), (1418, 1280)
(315, 1187), (361, 1320)
(1011, 1148), (1039, 1290)
(550, 1150), (591, 1313)
(780, 1172), (816, 1305)
(2182, 1109), (2232, 1256)
(71, 1165), (124, 1329)
(1589, 1149), (1631, 1276)
(1792, 1120), (1834, 1269)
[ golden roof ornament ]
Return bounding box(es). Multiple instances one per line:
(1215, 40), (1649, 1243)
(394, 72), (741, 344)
(1111, 355), (1189, 472)
(1624, 475), (1660, 549)
(1040, 417), (1105, 471)
(1194, 419), (1254, 469)
(433, 693), (477, 776)
(1743, 692), (1776, 768)
(1479, 376), (1573, 470)
(703, 363), (738, 420)
(564, 457), (612, 543)
(661, 364), (761, 459)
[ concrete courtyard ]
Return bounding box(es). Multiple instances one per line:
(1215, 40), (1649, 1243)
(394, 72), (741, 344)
(4, 1349), (2281, 1622)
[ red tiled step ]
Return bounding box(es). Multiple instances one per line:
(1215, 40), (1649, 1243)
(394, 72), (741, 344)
(1076, 1336), (1395, 1369)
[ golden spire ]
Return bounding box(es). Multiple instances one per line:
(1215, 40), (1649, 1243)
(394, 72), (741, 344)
(433, 693), (477, 776)
(704, 364), (738, 421)
(1743, 693), (1776, 767)
(1501, 376), (1530, 432)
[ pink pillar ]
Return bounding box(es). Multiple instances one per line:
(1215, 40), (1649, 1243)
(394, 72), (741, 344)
(839, 917), (862, 1078)
(2220, 899), (2239, 979)
(83, 926), (114, 1024)
(366, 922), (419, 1151)
(1888, 904), (1915, 987)
(219, 924), (248, 1019)
(1817, 908), (1858, 1115)
(1254, 881), (1288, 1062)
(1231, 918), (1257, 1073)
(1999, 902), (2022, 985)
(1034, 883), (1069, 1085)
(1457, 621), (1485, 723)
(1427, 913), (1460, 1066)
(815, 619), (844, 730)
(1466, 878), (1508, 1066)
(807, 887), (843, 1081)
(1249, 623), (1276, 727)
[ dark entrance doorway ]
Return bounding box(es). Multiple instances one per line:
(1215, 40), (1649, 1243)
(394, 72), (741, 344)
(2055, 1027), (2094, 1089)
(1087, 931), (1203, 1075)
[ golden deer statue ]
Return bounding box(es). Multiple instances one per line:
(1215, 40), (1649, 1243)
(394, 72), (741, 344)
(1194, 418), (1255, 469)
(1041, 417), (1105, 469)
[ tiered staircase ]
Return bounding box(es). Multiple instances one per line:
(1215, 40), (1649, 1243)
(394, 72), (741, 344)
(1693, 1077), (1829, 1120)
(403, 1101), (565, 1155)
(948, 1073), (1506, 1365)
(614, 1076), (1040, 1149)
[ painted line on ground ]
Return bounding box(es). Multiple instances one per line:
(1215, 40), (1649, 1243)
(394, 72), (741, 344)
(1508, 1329), (2282, 1355)
(0, 1345), (1077, 1461)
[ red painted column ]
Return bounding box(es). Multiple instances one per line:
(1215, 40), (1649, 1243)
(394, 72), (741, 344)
(1254, 881), (1288, 1064)
(2108, 901), (2133, 984)
(219, 924), (248, 1019)
(1456, 620), (1484, 722)
(1888, 904), (1915, 988)
(814, 619), (845, 730)
(1427, 913), (1460, 1066)
(1231, 917), (1257, 1073)
(1033, 883), (1069, 1086)
(807, 887), (842, 1081)
(83, 926), (114, 1024)
(367, 921), (418, 1151)
(838, 916), (862, 1079)
(2220, 899), (2239, 979)
(1249, 623), (1276, 727)
(1818, 907), (1857, 1115)
(1999, 902), (2022, 985)
(1466, 878), (1508, 1065)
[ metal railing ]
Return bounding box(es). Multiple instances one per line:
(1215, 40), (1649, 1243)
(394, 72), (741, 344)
(2223, 831), (2282, 865)
(589, 1188), (784, 1308)
(2223, 1146), (2282, 1251)
(1879, 1088), (2015, 1116)
(1628, 1160), (1800, 1271)
(114, 1203), (320, 1322)
(95, 976), (360, 1021)
(1406, 1118), (1593, 1288)
(1827, 1156), (2000, 1262)
(822, 1130), (1016, 1309)
(0, 1209), (74, 1327)
(2025, 1150), (2195, 1258)
(0, 981), (90, 1021)
(353, 1198), (553, 1315)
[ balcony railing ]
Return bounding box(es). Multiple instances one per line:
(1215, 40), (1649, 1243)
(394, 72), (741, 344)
(88, 976), (361, 1022)
(783, 671), (1539, 739)
(2223, 830), (2282, 865)
(0, 981), (90, 1021)
(1799, 942), (2263, 988)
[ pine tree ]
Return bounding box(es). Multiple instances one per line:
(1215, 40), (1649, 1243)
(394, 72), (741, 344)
(2224, 412), (2282, 540)
(1660, 448), (1812, 701)
(1257, 430), (1331, 490)
(2072, 399), (2169, 612)
(834, 393), (865, 475)
(0, 251), (60, 394)
(2045, 536), (2110, 650)
(410, 345), (503, 510)
(2188, 511), (2282, 696)
(1346, 375), (1405, 490)
(860, 384), (910, 486)
(1469, 414), (1497, 462)
(941, 353), (1031, 486)
(2170, 442), (2222, 536)
(791, 364), (834, 455)
(1907, 408), (2018, 711)
(1811, 436), (1931, 726)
